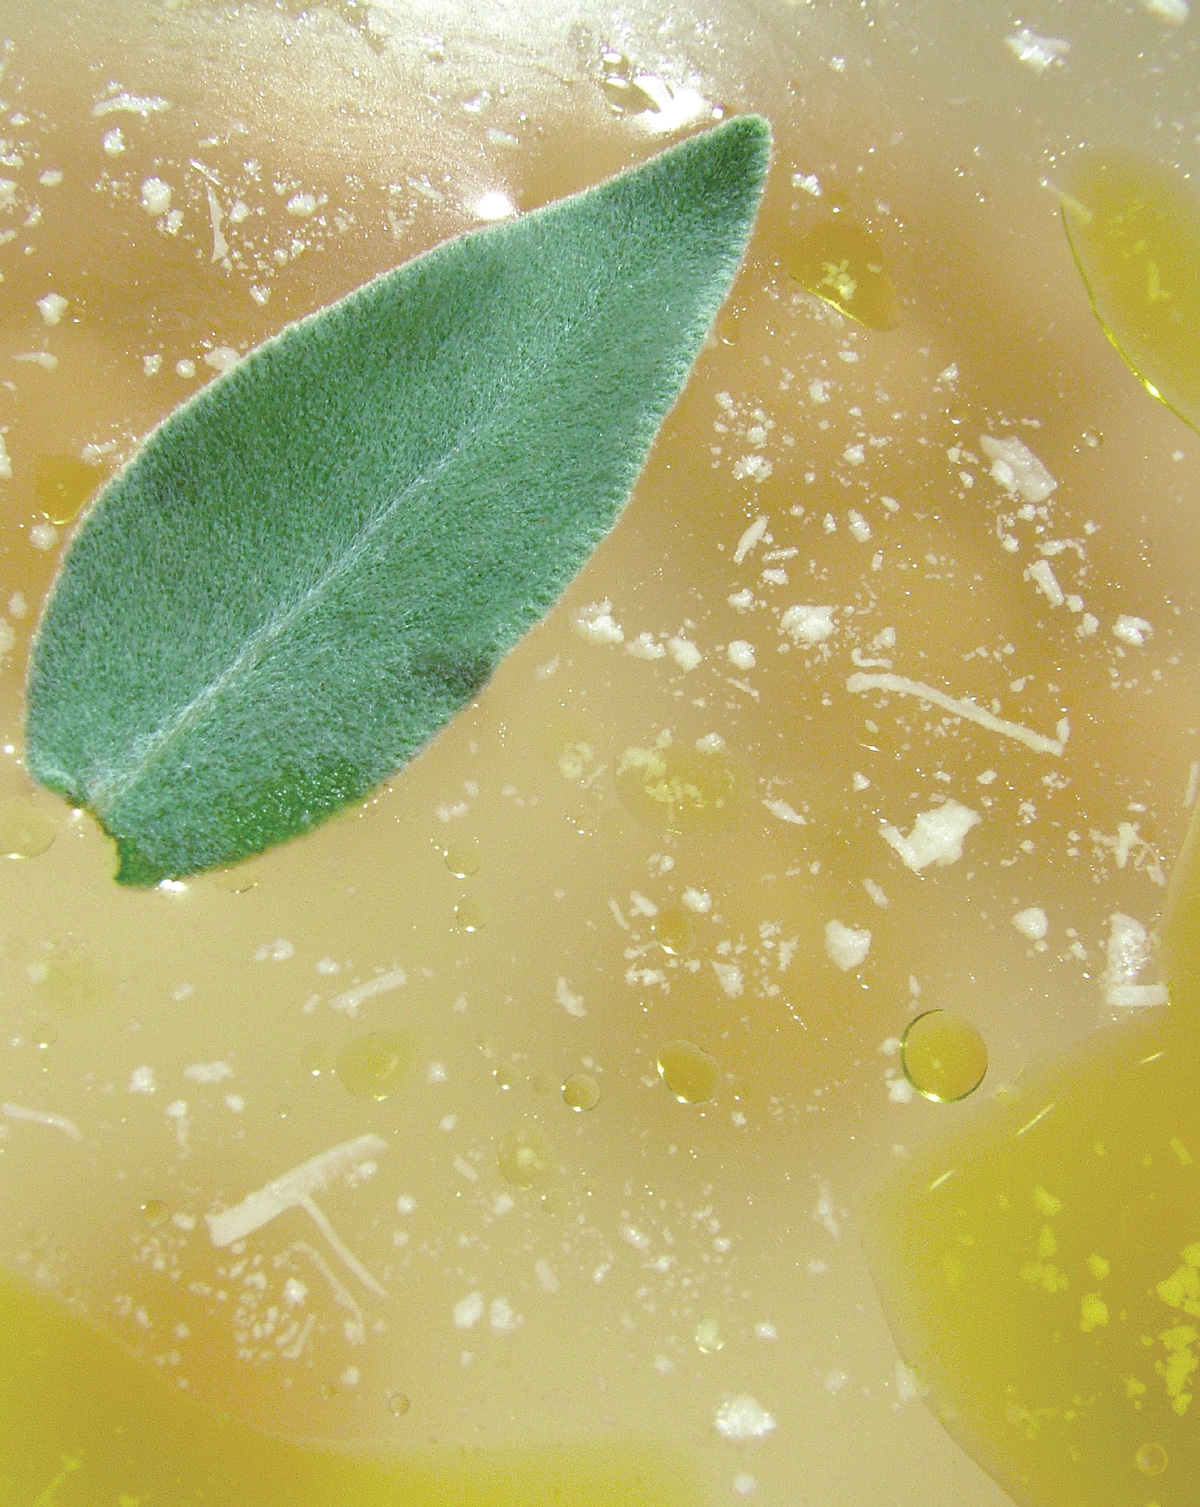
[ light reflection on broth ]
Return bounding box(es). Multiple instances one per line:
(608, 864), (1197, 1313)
(0, 3), (1198, 1504)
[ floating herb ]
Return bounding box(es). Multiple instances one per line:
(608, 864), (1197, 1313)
(25, 116), (770, 884)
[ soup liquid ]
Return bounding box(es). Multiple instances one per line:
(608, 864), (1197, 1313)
(1, 3), (1198, 1503)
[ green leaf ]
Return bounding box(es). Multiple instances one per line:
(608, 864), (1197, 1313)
(25, 116), (770, 885)
(1060, 149), (1200, 434)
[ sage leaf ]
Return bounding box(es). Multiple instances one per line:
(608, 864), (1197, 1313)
(25, 116), (770, 886)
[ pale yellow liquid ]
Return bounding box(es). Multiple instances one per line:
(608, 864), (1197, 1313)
(1, 4), (1198, 1505)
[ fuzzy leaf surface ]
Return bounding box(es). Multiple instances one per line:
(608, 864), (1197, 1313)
(25, 116), (770, 884)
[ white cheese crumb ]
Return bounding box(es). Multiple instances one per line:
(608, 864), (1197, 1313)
(183, 1061), (233, 1084)
(454, 1292), (485, 1329)
(1013, 907), (1049, 941)
(847, 510), (871, 541)
(714, 1395), (776, 1442)
(204, 346), (240, 373)
(625, 631), (665, 660)
(763, 798), (805, 826)
(573, 600), (624, 645)
(863, 878), (889, 908)
(129, 1066), (156, 1093)
(881, 800), (981, 871)
(490, 1296), (522, 1334)
(712, 961), (744, 997)
(286, 191), (320, 217)
(1103, 913), (1166, 1007)
(102, 127), (125, 156)
(1005, 26), (1071, 73)
(824, 920), (871, 970)
(727, 639), (756, 670)
(140, 177), (171, 216)
(1112, 614), (1153, 647)
(1026, 559), (1065, 607)
(1142, 0), (1188, 20)
(728, 588), (755, 611)
(980, 434), (1057, 501)
(37, 292), (69, 325)
(780, 604), (835, 643)
(682, 887), (712, 913)
(733, 515), (769, 563)
(556, 977), (586, 1017)
(667, 635), (702, 671)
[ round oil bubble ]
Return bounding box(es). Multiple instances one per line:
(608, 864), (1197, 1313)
(385, 1388), (411, 1418)
(443, 839), (480, 878)
(652, 906), (696, 957)
(562, 1072), (600, 1111)
(335, 1030), (418, 1100)
(497, 1124), (553, 1188)
(614, 742), (745, 833)
(901, 1010), (988, 1102)
(454, 897), (489, 932)
(1136, 1442), (1168, 1477)
(139, 1199), (170, 1229)
(0, 798), (59, 859)
(657, 1039), (721, 1104)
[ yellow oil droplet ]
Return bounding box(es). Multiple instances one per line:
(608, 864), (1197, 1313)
(694, 1317), (725, 1354)
(901, 1010), (988, 1102)
(334, 1030), (418, 1100)
(139, 1199), (170, 1229)
(615, 742), (746, 833)
(1136, 1442), (1168, 1476)
(443, 839), (480, 877)
(33, 454), (106, 525)
(562, 1072), (601, 1111)
(785, 217), (900, 330)
(385, 1388), (411, 1417)
(32, 1022), (56, 1050)
(656, 1040), (721, 1104)
(497, 1124), (553, 1188)
(0, 798), (59, 858)
(652, 906), (696, 957)
(454, 896), (489, 932)
(1060, 150), (1200, 432)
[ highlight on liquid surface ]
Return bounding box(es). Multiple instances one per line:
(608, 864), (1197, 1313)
(1, 4), (1198, 1507)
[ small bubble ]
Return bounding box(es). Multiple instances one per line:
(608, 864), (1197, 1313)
(386, 1388), (411, 1417)
(497, 1124), (553, 1188)
(1136, 1442), (1168, 1476)
(1082, 428), (1103, 449)
(140, 1199), (170, 1228)
(652, 906), (696, 957)
(562, 1072), (601, 1111)
(454, 897), (489, 932)
(901, 1010), (988, 1102)
(335, 1031), (419, 1100)
(695, 1317), (725, 1353)
(0, 799), (59, 858)
(33, 1023), (57, 1050)
(657, 1040), (721, 1104)
(444, 839), (480, 877)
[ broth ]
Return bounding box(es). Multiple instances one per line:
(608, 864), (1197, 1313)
(1, 3), (1198, 1503)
